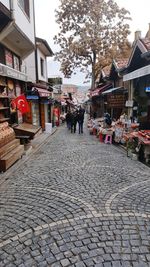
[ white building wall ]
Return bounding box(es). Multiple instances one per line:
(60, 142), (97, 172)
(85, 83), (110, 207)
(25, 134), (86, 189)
(1, 0), (10, 9)
(37, 49), (48, 82)
(23, 52), (36, 82)
(12, 0), (35, 44)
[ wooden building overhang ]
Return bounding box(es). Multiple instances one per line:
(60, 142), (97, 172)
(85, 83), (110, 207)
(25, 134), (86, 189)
(123, 64), (150, 82)
(125, 38), (150, 73)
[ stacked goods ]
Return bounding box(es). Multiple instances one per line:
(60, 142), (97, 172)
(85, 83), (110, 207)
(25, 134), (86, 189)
(0, 122), (15, 148)
(0, 122), (24, 172)
(138, 130), (150, 139)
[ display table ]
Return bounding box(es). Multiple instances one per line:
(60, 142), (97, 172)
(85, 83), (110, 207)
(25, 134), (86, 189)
(114, 123), (139, 143)
(124, 130), (150, 163)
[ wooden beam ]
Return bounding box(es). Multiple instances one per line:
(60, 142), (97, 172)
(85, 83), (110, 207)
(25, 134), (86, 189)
(123, 65), (150, 81)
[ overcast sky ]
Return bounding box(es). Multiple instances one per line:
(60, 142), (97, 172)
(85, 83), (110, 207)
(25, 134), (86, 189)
(34, 0), (150, 86)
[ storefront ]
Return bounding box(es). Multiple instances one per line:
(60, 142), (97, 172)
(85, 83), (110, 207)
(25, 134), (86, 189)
(102, 87), (128, 120)
(26, 86), (52, 130)
(90, 84), (112, 117)
(0, 63), (27, 125)
(124, 65), (150, 129)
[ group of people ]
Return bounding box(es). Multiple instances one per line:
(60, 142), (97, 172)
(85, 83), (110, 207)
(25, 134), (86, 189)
(66, 106), (85, 134)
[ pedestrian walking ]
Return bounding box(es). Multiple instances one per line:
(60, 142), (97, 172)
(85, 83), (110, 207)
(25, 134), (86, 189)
(70, 110), (78, 133)
(72, 109), (78, 133)
(77, 107), (85, 134)
(66, 110), (71, 130)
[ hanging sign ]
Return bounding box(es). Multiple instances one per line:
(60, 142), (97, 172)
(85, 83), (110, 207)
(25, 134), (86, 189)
(145, 87), (150, 92)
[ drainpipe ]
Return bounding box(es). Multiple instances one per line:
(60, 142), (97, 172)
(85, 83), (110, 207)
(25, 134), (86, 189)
(10, 0), (15, 20)
(33, 0), (38, 83)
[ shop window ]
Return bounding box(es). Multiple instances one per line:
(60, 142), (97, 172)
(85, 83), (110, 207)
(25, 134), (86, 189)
(18, 0), (30, 18)
(13, 55), (20, 71)
(40, 58), (45, 77)
(4, 48), (20, 71)
(5, 49), (13, 68)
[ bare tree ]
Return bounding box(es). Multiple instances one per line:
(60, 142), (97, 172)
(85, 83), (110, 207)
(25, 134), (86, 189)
(54, 0), (131, 88)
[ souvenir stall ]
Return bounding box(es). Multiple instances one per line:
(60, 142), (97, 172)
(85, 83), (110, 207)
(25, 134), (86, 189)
(0, 84), (24, 172)
(124, 130), (150, 164)
(113, 113), (139, 144)
(87, 116), (114, 144)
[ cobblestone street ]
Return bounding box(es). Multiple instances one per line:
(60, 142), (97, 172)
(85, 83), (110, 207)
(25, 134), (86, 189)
(0, 123), (150, 267)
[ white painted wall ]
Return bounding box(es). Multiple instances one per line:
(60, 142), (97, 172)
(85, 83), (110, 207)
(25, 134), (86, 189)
(12, 0), (35, 44)
(23, 52), (36, 82)
(37, 49), (48, 82)
(1, 0), (10, 9)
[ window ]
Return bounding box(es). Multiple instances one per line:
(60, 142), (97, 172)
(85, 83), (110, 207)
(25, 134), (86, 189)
(5, 49), (13, 68)
(40, 58), (44, 77)
(13, 55), (20, 71)
(18, 0), (30, 18)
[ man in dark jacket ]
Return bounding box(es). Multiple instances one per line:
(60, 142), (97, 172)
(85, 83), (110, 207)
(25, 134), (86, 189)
(77, 107), (85, 134)
(66, 111), (71, 130)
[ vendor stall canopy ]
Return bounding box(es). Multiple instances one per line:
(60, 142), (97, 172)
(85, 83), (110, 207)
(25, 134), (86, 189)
(102, 87), (127, 95)
(90, 83), (112, 97)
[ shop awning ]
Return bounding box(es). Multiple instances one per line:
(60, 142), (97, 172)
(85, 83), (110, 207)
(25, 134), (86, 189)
(90, 88), (101, 97)
(102, 87), (126, 95)
(33, 87), (52, 98)
(90, 84), (112, 97)
(123, 64), (150, 81)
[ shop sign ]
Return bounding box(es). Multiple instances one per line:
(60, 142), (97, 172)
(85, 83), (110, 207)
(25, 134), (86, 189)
(145, 87), (150, 92)
(107, 94), (125, 108)
(125, 100), (133, 107)
(26, 95), (39, 100)
(0, 63), (27, 81)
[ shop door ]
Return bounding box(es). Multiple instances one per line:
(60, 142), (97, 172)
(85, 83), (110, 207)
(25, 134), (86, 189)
(40, 103), (45, 130)
(32, 102), (40, 126)
(48, 104), (51, 123)
(24, 101), (32, 124)
(44, 104), (48, 123)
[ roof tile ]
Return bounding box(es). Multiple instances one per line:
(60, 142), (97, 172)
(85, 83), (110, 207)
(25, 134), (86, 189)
(140, 38), (150, 51)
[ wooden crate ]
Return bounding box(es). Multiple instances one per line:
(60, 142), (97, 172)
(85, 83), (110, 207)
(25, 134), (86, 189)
(0, 144), (24, 172)
(0, 139), (20, 159)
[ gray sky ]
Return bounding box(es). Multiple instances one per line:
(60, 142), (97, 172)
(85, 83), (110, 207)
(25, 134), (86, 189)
(34, 0), (150, 86)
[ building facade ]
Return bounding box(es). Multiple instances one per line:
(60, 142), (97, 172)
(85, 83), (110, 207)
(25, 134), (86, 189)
(25, 37), (53, 130)
(0, 0), (35, 125)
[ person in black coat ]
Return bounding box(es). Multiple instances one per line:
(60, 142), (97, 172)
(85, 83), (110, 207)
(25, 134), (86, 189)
(66, 111), (71, 130)
(77, 107), (85, 134)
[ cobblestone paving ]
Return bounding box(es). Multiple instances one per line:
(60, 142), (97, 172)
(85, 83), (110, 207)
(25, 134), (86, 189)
(0, 122), (150, 267)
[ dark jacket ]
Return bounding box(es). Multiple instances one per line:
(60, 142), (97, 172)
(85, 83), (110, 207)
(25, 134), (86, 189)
(77, 109), (85, 123)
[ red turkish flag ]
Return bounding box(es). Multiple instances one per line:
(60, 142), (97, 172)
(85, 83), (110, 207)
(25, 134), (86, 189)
(13, 95), (29, 114)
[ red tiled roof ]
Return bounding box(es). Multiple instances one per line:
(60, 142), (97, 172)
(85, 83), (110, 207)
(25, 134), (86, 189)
(140, 38), (150, 51)
(102, 65), (111, 77)
(114, 58), (129, 70)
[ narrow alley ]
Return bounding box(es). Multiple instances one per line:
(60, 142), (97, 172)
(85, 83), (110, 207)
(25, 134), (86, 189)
(0, 124), (150, 267)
